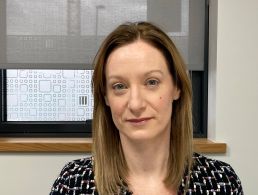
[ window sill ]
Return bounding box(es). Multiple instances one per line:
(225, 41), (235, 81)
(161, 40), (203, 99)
(0, 138), (226, 153)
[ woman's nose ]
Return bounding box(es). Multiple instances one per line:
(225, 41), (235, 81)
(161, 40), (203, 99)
(127, 86), (146, 114)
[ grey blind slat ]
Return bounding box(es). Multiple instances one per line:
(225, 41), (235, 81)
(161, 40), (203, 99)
(0, 0), (205, 70)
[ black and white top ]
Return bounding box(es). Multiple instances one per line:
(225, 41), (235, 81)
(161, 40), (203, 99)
(49, 153), (243, 195)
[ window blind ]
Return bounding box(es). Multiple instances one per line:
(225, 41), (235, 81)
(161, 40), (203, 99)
(0, 0), (205, 70)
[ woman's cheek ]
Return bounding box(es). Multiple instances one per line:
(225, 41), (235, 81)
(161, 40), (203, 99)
(110, 99), (126, 115)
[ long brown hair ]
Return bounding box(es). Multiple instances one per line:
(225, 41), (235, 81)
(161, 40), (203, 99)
(92, 21), (193, 194)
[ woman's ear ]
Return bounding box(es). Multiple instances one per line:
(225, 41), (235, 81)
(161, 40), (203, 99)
(173, 88), (181, 100)
(104, 96), (110, 106)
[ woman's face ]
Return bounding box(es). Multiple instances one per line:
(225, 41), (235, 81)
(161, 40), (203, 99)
(105, 40), (180, 142)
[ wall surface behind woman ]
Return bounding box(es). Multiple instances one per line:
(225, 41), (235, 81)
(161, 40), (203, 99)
(208, 0), (258, 194)
(0, 154), (88, 195)
(0, 0), (258, 194)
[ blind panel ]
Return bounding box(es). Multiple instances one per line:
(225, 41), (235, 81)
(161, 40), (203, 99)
(0, 0), (205, 70)
(6, 69), (94, 121)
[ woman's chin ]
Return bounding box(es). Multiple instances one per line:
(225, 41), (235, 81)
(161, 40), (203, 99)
(119, 130), (163, 143)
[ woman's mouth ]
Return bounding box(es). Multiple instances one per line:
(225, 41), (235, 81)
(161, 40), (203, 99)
(126, 117), (152, 125)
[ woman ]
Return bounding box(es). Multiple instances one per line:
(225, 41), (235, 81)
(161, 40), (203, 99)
(50, 22), (243, 195)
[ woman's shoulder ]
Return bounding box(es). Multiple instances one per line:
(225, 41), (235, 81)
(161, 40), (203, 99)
(185, 153), (244, 194)
(49, 156), (97, 195)
(60, 156), (94, 174)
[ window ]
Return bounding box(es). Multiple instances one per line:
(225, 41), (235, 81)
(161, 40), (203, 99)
(0, 0), (208, 137)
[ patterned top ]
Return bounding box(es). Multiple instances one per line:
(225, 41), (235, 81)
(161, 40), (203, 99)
(49, 153), (243, 195)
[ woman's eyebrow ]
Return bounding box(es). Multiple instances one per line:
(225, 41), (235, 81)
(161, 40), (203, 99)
(107, 70), (164, 80)
(144, 70), (164, 76)
(106, 75), (124, 81)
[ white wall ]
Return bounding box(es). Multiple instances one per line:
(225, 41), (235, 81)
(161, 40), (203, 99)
(208, 0), (258, 194)
(0, 1), (258, 194)
(0, 154), (88, 195)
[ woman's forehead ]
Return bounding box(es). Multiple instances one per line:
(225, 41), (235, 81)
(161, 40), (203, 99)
(105, 40), (169, 76)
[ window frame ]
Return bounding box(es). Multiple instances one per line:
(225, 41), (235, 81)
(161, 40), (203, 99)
(0, 0), (209, 138)
(0, 69), (92, 137)
(0, 70), (207, 138)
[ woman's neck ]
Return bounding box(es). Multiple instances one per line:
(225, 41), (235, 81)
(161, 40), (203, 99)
(119, 133), (176, 195)
(120, 133), (170, 178)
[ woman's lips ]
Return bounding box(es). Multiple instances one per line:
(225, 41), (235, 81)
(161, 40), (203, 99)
(126, 117), (152, 124)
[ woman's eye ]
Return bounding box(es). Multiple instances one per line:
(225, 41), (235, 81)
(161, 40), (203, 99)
(146, 79), (159, 86)
(112, 83), (126, 91)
